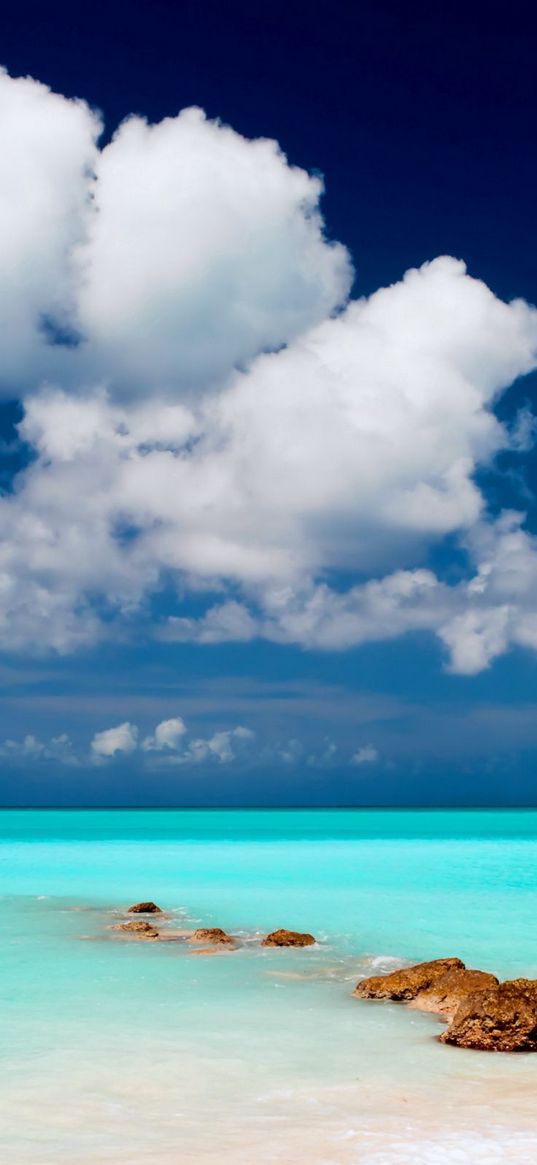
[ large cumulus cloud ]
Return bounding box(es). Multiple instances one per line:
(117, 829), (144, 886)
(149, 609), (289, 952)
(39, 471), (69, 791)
(76, 107), (351, 396)
(0, 68), (537, 672)
(0, 69), (350, 399)
(0, 70), (100, 395)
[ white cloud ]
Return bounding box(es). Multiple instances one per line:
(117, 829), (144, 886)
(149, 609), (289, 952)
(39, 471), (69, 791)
(0, 732), (78, 765)
(0, 714), (256, 767)
(0, 733), (44, 757)
(0, 69), (100, 397)
(75, 107), (351, 398)
(1, 258), (535, 665)
(69, 716), (255, 766)
(165, 601), (258, 645)
(0, 721), (384, 770)
(142, 716), (187, 751)
(161, 517), (537, 675)
(307, 738), (339, 768)
(168, 725), (255, 766)
(278, 738), (304, 765)
(91, 721), (138, 758)
(0, 70), (349, 401)
(352, 744), (379, 765)
(0, 70), (536, 675)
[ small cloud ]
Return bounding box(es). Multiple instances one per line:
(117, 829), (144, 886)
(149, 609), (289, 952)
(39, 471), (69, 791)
(351, 744), (379, 766)
(91, 721), (138, 759)
(279, 738), (304, 765)
(0, 731), (79, 765)
(48, 733), (80, 767)
(165, 725), (255, 767)
(163, 602), (258, 644)
(509, 406), (537, 453)
(307, 738), (338, 768)
(0, 733), (45, 758)
(210, 726), (254, 762)
(0, 716), (255, 769)
(142, 716), (187, 751)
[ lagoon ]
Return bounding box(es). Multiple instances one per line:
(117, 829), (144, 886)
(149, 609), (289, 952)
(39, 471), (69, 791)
(1, 808), (537, 1163)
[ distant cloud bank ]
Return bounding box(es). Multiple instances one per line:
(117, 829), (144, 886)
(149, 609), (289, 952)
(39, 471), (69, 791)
(0, 715), (256, 768)
(0, 714), (381, 772)
(0, 68), (537, 674)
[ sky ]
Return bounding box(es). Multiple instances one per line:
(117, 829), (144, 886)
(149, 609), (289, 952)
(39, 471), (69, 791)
(0, 0), (537, 806)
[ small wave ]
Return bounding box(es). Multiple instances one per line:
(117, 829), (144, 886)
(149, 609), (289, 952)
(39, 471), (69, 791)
(367, 955), (404, 970)
(357, 1129), (537, 1164)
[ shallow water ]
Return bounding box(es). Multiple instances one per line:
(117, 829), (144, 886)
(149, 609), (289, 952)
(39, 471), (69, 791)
(1, 808), (537, 1163)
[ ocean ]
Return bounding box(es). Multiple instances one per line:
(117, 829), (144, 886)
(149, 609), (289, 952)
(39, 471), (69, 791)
(1, 808), (537, 1163)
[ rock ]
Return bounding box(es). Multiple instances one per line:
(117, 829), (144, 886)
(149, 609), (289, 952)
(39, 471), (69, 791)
(504, 977), (537, 997)
(190, 946), (234, 957)
(261, 929), (316, 948)
(189, 927), (235, 945)
(440, 980), (537, 1051)
(409, 968), (499, 1019)
(113, 920), (160, 939)
(127, 901), (162, 914)
(353, 957), (465, 1001)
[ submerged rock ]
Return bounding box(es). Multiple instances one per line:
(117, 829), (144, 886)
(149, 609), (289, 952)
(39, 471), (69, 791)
(127, 901), (162, 914)
(113, 920), (160, 939)
(440, 979), (537, 1052)
(262, 929), (316, 948)
(189, 927), (235, 945)
(410, 968), (499, 1019)
(190, 946), (235, 957)
(353, 957), (465, 1001)
(158, 928), (194, 942)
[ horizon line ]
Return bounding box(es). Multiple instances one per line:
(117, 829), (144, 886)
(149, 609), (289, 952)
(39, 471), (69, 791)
(2, 804), (537, 811)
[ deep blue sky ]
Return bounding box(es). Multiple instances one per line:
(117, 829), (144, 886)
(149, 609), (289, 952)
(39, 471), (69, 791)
(4, 0), (536, 303)
(1, 0), (537, 805)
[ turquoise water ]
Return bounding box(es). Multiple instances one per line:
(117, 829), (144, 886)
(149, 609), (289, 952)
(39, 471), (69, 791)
(2, 809), (537, 1163)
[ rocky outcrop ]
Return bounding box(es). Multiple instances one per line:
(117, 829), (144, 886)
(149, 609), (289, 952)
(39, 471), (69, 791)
(127, 901), (162, 914)
(440, 979), (537, 1051)
(262, 929), (316, 947)
(189, 927), (235, 945)
(504, 977), (537, 998)
(113, 919), (160, 939)
(353, 957), (465, 1001)
(409, 968), (499, 1019)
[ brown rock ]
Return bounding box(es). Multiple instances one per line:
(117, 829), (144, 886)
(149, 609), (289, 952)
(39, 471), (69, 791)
(189, 927), (235, 945)
(127, 901), (162, 914)
(410, 968), (499, 1019)
(440, 980), (537, 1052)
(504, 977), (537, 997)
(113, 920), (160, 939)
(353, 957), (465, 1001)
(262, 929), (316, 948)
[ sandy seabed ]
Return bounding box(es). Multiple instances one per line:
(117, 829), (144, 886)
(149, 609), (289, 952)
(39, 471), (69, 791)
(3, 1048), (537, 1165)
